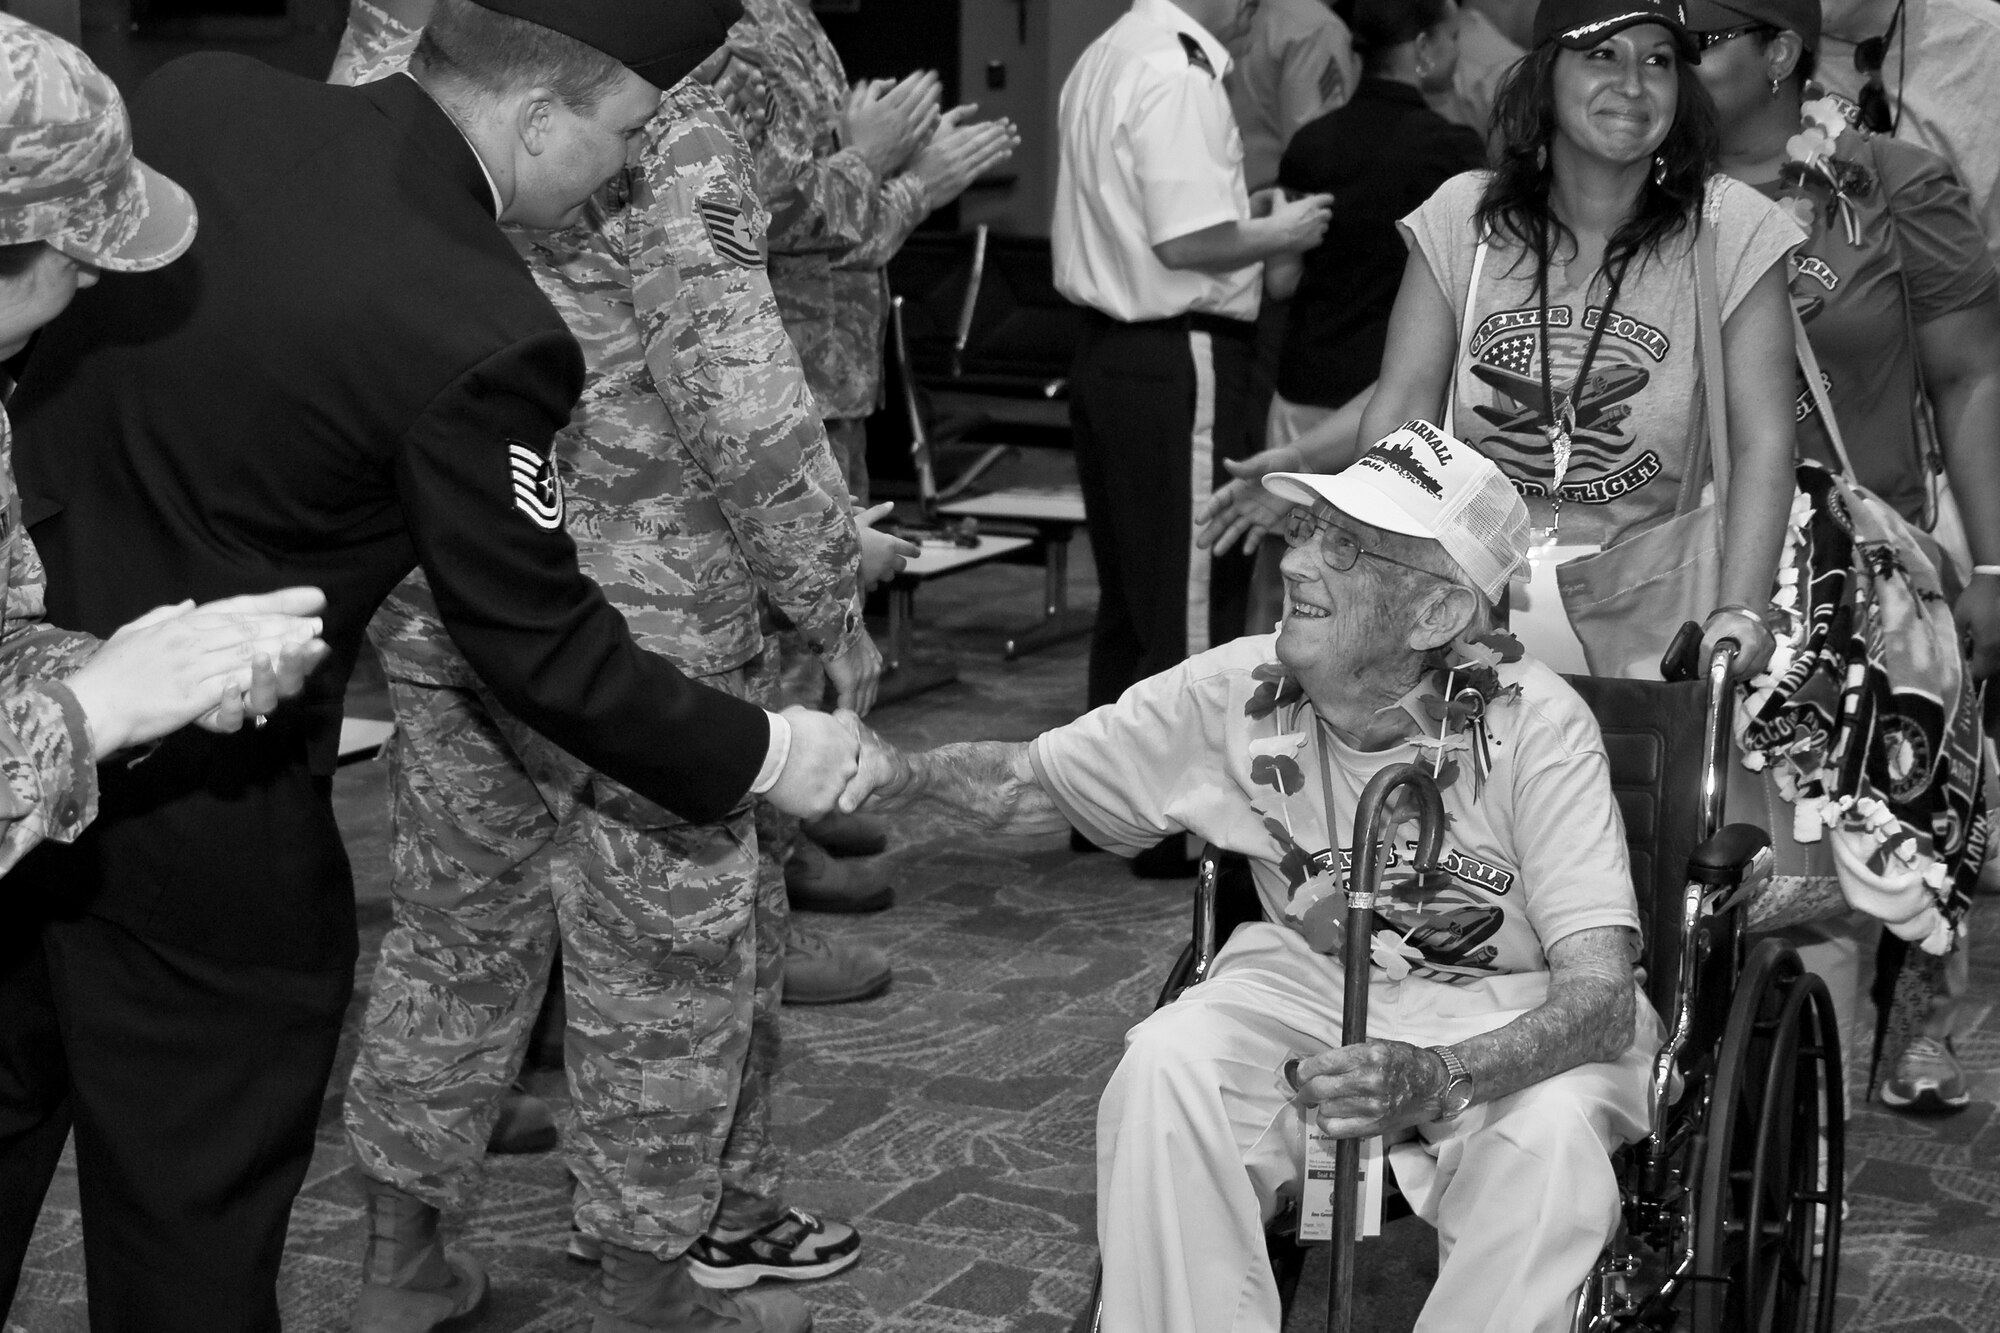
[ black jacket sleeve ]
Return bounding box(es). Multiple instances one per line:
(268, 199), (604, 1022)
(396, 335), (772, 822)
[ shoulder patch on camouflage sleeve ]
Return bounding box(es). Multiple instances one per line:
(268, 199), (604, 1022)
(1179, 32), (1215, 77)
(507, 440), (565, 530)
(697, 197), (765, 269)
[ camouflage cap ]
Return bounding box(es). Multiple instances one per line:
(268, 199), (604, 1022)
(0, 14), (195, 271)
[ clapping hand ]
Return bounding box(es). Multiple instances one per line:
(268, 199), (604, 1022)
(908, 105), (1021, 211)
(843, 71), (942, 177)
(694, 45), (771, 126)
(1196, 449), (1302, 557)
(66, 586), (332, 758)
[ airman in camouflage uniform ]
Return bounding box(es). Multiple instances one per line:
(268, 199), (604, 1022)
(729, 0), (932, 500)
(334, 23), (869, 1286)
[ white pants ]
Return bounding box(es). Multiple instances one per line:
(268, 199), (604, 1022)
(1097, 924), (1659, 1333)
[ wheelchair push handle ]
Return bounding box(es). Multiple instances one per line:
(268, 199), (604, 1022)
(1660, 621), (1740, 844)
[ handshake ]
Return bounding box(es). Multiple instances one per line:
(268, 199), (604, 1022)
(764, 705), (902, 819)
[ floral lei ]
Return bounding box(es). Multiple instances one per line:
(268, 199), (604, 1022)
(1774, 92), (1877, 248)
(1242, 630), (1528, 806)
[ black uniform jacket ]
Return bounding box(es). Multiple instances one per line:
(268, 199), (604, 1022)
(9, 54), (770, 969)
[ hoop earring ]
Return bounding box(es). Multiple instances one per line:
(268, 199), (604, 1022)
(1652, 154), (1667, 186)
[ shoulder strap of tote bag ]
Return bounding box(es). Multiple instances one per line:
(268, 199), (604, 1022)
(1789, 300), (1864, 479)
(1444, 235), (1490, 442)
(1688, 215), (1730, 517)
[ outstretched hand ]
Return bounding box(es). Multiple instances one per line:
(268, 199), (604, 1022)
(837, 718), (903, 814)
(764, 706), (862, 818)
(1196, 451), (1300, 557)
(1292, 1039), (1443, 1139)
(66, 586), (331, 758)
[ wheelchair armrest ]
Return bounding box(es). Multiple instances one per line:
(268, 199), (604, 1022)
(1687, 822), (1772, 887)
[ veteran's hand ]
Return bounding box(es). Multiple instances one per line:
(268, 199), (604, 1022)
(68, 587), (330, 758)
(764, 706), (862, 818)
(1954, 575), (2000, 679)
(1292, 1040), (1443, 1139)
(837, 719), (903, 814)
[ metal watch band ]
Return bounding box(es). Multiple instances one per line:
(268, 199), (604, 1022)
(1429, 1045), (1473, 1119)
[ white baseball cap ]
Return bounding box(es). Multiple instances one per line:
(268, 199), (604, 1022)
(1262, 419), (1530, 601)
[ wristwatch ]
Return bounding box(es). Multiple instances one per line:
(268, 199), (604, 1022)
(1428, 1045), (1474, 1120)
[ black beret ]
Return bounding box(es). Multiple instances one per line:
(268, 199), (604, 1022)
(468, 0), (744, 90)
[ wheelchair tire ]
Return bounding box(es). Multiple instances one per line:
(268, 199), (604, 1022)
(1689, 938), (1842, 1333)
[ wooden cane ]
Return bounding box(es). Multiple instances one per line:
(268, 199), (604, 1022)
(1329, 763), (1447, 1333)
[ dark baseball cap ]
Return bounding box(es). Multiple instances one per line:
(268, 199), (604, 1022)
(466, 0), (744, 91)
(1532, 0), (1702, 62)
(1683, 0), (1819, 48)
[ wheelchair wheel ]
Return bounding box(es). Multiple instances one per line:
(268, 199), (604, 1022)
(1690, 939), (1842, 1332)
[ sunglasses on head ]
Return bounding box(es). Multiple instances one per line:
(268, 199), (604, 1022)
(1852, 0), (1905, 135)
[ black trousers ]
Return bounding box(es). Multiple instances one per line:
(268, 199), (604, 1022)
(0, 911), (351, 1331)
(1069, 309), (1257, 709)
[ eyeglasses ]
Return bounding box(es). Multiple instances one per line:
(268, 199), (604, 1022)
(1694, 23), (1775, 52)
(1281, 508), (1452, 581)
(1853, 0), (1905, 135)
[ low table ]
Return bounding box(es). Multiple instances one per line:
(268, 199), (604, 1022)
(878, 533), (1034, 705)
(938, 487), (1092, 659)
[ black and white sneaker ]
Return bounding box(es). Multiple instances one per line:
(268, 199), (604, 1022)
(686, 1208), (861, 1289)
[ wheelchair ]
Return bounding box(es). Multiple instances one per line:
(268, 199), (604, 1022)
(1072, 636), (1845, 1333)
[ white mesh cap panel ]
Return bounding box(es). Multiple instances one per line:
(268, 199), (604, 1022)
(1434, 459), (1530, 601)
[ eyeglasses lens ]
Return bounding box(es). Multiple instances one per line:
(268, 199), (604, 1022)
(1284, 510), (1362, 571)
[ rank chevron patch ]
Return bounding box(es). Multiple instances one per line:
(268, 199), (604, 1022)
(508, 440), (564, 531)
(697, 198), (764, 268)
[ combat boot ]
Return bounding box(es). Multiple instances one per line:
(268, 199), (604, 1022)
(592, 1241), (811, 1333)
(351, 1179), (488, 1332)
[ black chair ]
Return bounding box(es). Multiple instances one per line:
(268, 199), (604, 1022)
(1073, 642), (1844, 1333)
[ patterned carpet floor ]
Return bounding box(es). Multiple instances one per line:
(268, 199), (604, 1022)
(11, 534), (2000, 1333)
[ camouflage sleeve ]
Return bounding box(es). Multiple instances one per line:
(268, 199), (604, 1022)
(329, 0), (422, 87)
(0, 419), (98, 689)
(626, 90), (864, 660)
(831, 172), (929, 272)
(732, 24), (898, 259)
(0, 679), (98, 877)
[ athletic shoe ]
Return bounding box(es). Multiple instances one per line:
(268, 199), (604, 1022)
(1880, 1035), (1971, 1114)
(593, 1244), (809, 1333)
(687, 1209), (861, 1289)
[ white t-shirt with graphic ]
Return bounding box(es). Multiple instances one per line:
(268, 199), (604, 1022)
(1400, 172), (1801, 549)
(1029, 633), (1639, 983)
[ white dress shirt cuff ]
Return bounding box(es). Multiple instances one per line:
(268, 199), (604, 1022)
(749, 709), (793, 795)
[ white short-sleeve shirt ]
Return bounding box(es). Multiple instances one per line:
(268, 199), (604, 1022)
(1052, 0), (1261, 323)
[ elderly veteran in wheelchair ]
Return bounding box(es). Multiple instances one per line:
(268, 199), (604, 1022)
(844, 420), (1662, 1333)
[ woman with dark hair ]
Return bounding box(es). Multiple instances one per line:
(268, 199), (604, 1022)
(1688, 0), (2000, 1118)
(1359, 0), (1801, 679)
(1199, 0), (1486, 628)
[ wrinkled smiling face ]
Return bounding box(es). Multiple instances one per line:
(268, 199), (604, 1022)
(1274, 505), (1424, 693)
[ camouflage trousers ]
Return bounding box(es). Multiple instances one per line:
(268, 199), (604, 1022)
(342, 662), (786, 1255)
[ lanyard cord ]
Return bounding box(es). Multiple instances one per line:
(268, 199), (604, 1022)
(1536, 230), (1632, 513)
(1536, 238), (1632, 444)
